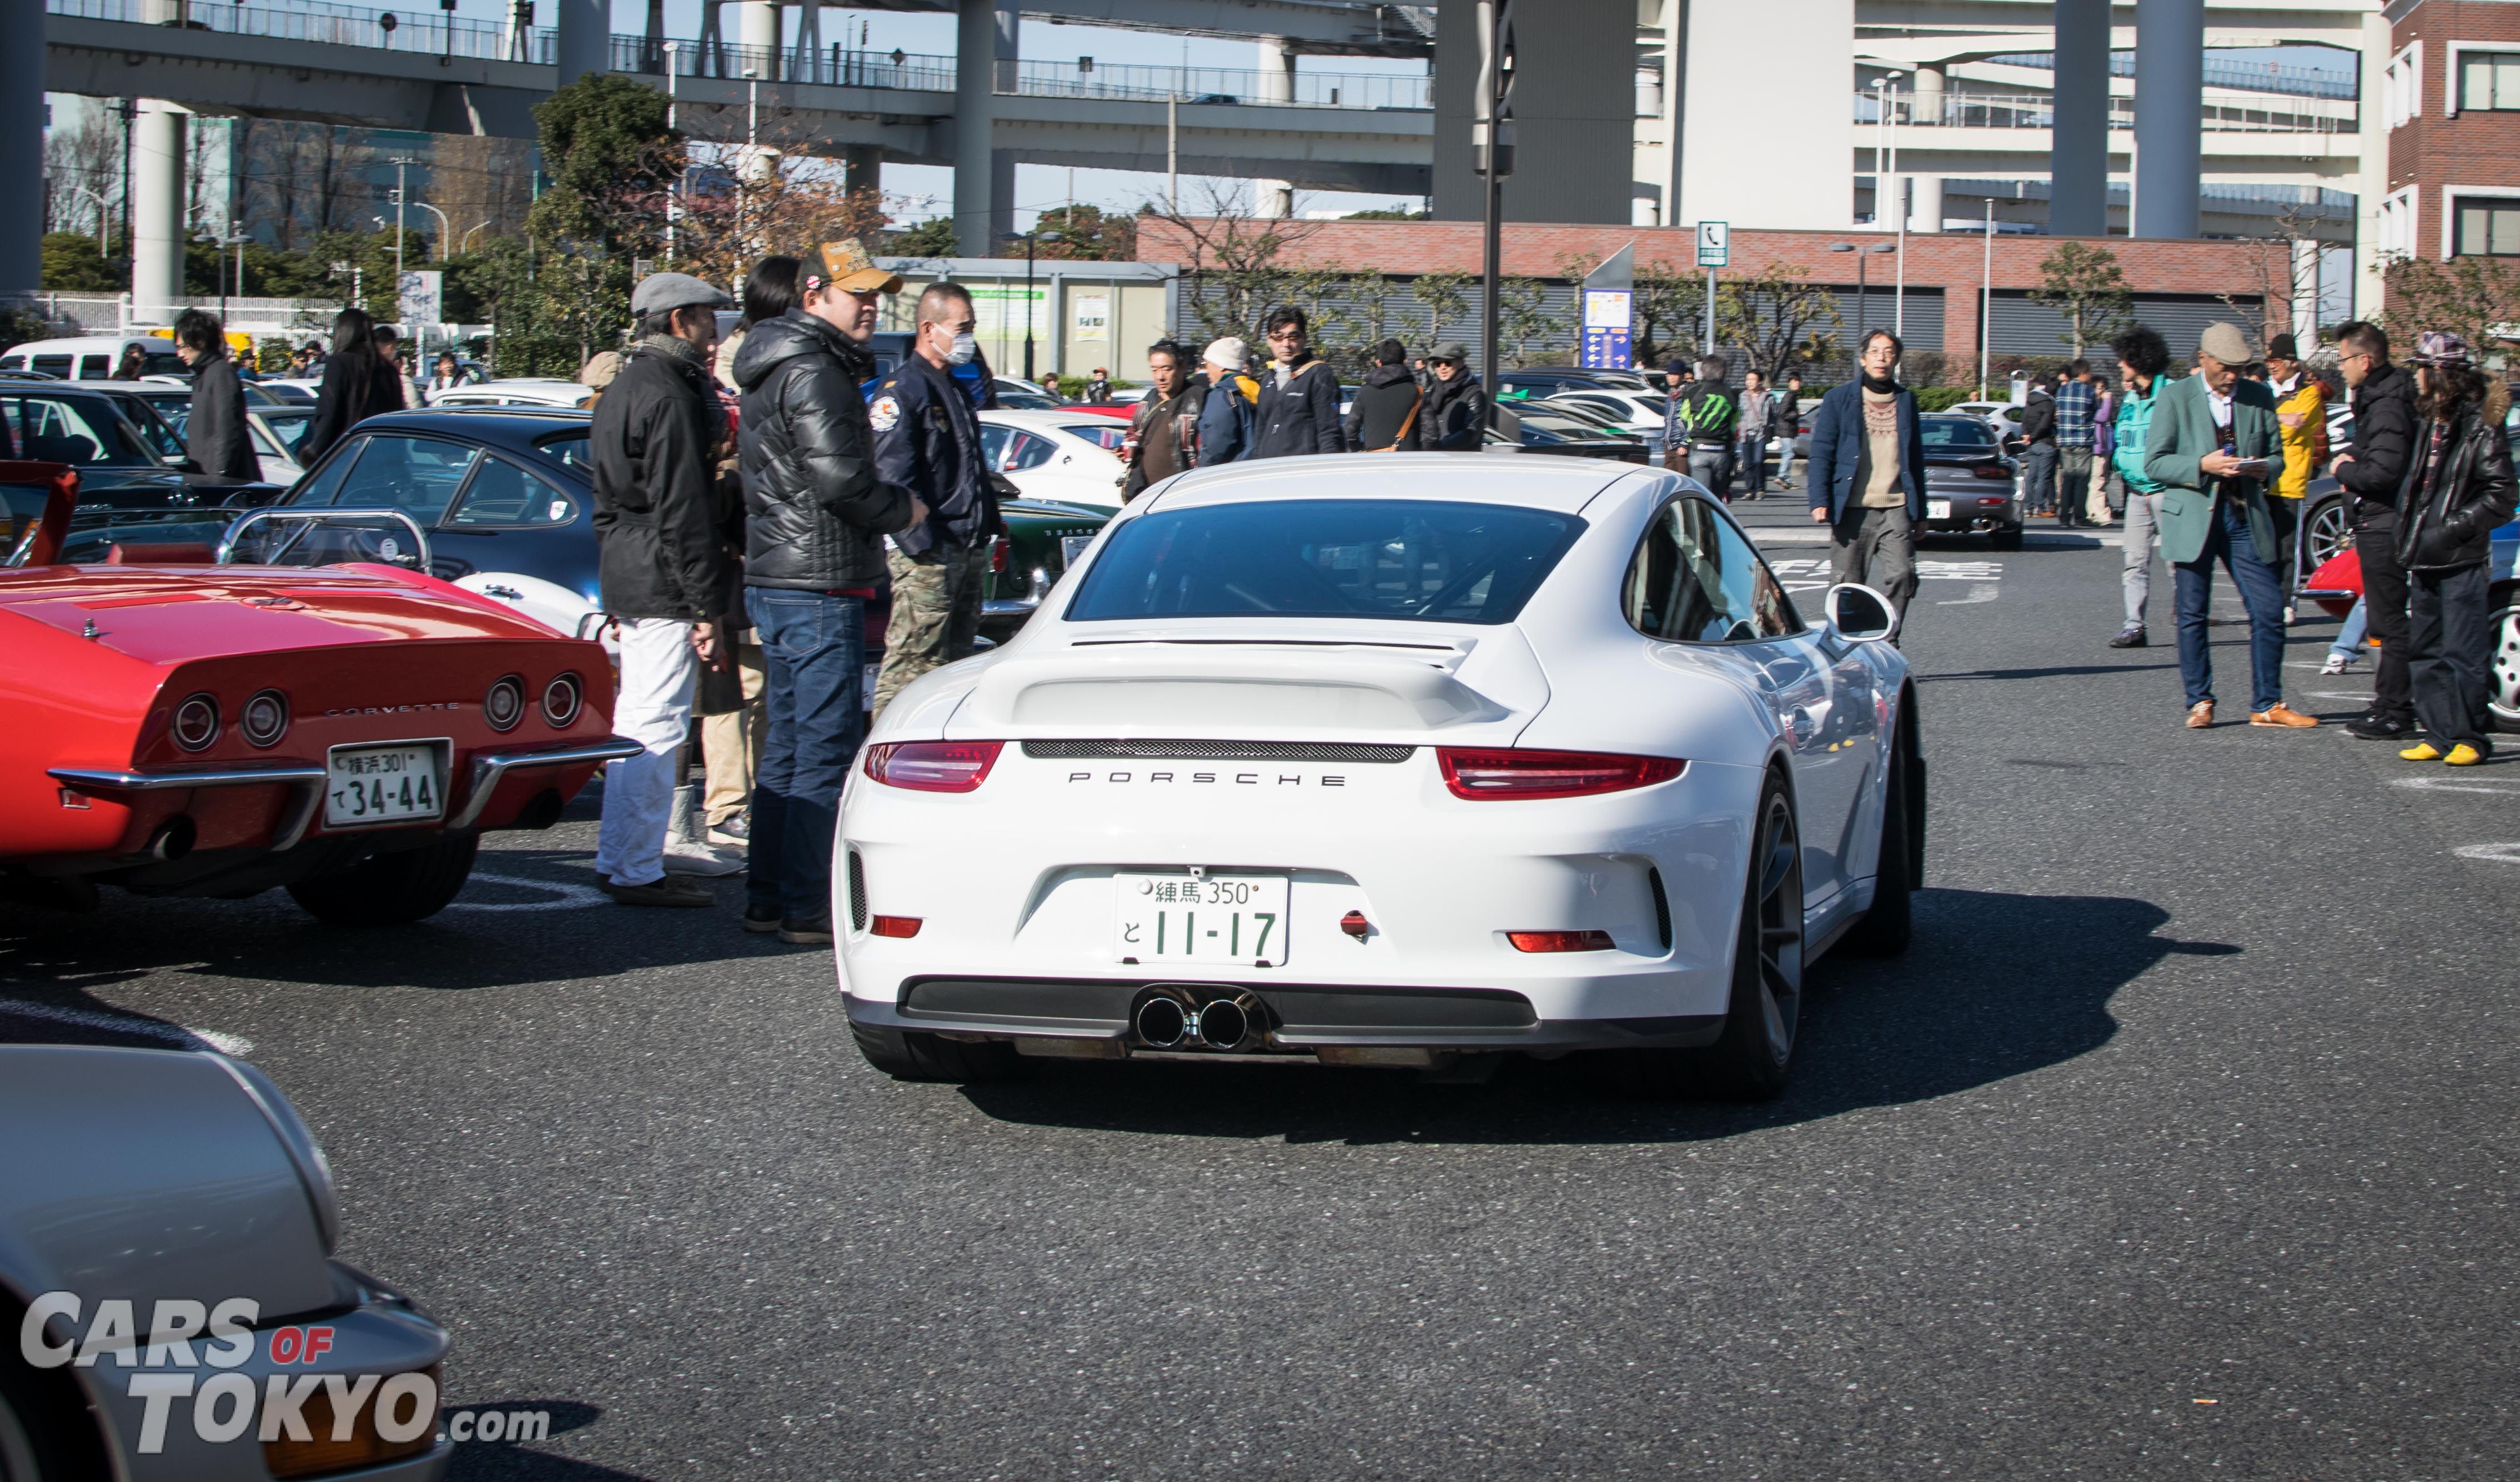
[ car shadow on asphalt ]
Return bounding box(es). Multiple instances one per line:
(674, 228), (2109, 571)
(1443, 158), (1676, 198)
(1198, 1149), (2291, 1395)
(443, 1400), (656, 1480)
(0, 838), (787, 1021)
(953, 887), (2232, 1147)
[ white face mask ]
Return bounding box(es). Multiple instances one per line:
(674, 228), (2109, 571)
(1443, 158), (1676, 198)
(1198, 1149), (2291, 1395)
(945, 331), (978, 366)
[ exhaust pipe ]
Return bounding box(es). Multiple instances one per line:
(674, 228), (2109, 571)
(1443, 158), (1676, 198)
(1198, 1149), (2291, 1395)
(145, 816), (196, 863)
(1133, 991), (1193, 1048)
(1191, 993), (1264, 1052)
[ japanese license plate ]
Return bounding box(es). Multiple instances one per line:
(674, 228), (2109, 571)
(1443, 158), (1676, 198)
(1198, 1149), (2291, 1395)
(324, 743), (443, 828)
(1115, 873), (1289, 967)
(1926, 499), (1952, 520)
(1060, 534), (1095, 567)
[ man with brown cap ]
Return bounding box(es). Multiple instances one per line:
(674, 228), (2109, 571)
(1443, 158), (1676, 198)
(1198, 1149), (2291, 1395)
(2142, 321), (2311, 730)
(730, 239), (926, 943)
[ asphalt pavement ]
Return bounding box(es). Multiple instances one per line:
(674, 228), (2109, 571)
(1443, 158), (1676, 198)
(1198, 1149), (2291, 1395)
(8, 493), (2520, 1480)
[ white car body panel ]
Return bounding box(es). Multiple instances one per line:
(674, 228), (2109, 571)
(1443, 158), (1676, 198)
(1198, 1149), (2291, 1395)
(837, 455), (1910, 1055)
(977, 408), (1129, 509)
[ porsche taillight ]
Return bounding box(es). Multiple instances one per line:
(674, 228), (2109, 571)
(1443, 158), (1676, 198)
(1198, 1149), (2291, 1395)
(1436, 748), (1684, 801)
(862, 740), (1002, 792)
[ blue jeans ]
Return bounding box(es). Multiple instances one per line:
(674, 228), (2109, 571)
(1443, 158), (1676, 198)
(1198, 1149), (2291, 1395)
(2020, 441), (2058, 514)
(1734, 434), (1766, 493)
(2327, 597), (2368, 662)
(2172, 501), (2287, 712)
(744, 589), (866, 923)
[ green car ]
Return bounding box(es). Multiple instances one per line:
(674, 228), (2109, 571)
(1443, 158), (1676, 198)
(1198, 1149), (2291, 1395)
(983, 496), (1112, 636)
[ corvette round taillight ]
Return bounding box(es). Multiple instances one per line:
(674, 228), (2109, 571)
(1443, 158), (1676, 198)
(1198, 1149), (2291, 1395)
(483, 674), (525, 732)
(239, 689), (289, 747)
(171, 693), (220, 752)
(541, 672), (583, 728)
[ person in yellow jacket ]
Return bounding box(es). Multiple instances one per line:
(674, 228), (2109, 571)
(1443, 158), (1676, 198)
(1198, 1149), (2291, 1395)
(2265, 332), (2328, 579)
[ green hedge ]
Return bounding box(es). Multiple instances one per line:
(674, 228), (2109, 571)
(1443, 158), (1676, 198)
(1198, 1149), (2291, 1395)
(1912, 386), (1986, 413)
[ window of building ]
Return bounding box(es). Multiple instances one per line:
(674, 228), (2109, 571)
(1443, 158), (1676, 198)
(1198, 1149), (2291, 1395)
(2459, 51), (2520, 111)
(2454, 197), (2520, 257)
(2378, 188), (2419, 260)
(2386, 42), (2423, 128)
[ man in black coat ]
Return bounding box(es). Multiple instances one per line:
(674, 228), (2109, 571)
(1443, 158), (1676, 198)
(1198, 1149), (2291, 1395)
(2331, 320), (2422, 740)
(1120, 338), (1206, 500)
(1419, 342), (1487, 450)
(171, 309), (257, 481)
(1252, 304), (1345, 458)
(1344, 338), (1424, 453)
(731, 241), (923, 942)
(589, 272), (737, 910)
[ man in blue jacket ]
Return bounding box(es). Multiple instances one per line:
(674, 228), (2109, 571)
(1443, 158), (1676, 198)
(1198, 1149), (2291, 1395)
(1806, 329), (1929, 637)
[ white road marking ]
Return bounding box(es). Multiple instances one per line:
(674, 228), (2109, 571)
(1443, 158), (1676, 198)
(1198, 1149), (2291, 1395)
(1916, 559), (2005, 581)
(2310, 690), (2375, 699)
(0, 997), (253, 1055)
(2395, 776), (2520, 796)
(442, 872), (611, 913)
(2454, 842), (2520, 864)
(1935, 583), (2000, 606)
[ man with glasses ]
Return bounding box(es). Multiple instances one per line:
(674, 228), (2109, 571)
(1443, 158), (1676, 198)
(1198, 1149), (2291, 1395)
(1806, 329), (1927, 638)
(2330, 321), (2421, 740)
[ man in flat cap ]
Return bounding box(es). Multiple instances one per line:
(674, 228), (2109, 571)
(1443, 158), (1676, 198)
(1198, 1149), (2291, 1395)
(730, 239), (925, 945)
(590, 270), (737, 907)
(2143, 320), (2313, 730)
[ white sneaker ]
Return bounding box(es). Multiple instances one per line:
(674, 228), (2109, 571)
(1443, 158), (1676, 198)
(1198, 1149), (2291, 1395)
(662, 844), (746, 877)
(2319, 652), (2358, 675)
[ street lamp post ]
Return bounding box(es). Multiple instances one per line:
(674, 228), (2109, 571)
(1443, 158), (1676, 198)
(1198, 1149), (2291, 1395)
(1828, 240), (1897, 360)
(1004, 228), (1065, 383)
(389, 155), (418, 330)
(664, 41), (682, 263)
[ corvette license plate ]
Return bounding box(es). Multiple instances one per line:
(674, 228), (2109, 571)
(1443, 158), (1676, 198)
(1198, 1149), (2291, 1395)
(1115, 873), (1288, 967)
(324, 743), (443, 828)
(1060, 534), (1095, 567)
(1926, 499), (1952, 520)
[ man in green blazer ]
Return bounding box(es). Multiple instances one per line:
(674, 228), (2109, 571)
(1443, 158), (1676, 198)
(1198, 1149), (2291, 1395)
(2142, 322), (2318, 730)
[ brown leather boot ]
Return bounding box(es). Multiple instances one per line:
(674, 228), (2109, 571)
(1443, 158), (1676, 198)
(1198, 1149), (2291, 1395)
(2186, 700), (2215, 729)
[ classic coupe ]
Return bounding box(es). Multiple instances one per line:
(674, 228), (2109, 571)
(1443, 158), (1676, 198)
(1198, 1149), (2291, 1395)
(0, 461), (637, 924)
(836, 455), (1924, 1098)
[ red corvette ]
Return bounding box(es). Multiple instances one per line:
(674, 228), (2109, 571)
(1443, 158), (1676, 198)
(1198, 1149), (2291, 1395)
(0, 461), (637, 924)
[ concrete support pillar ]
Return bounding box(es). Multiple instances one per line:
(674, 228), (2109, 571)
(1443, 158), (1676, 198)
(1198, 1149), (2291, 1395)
(950, 0), (997, 255)
(2050, 0), (2111, 237)
(2132, 0), (2201, 239)
(990, 150), (1016, 249)
(1254, 36), (1298, 217)
(738, 0), (779, 76)
(842, 144), (882, 199)
(553, 0), (607, 84)
(130, 102), (187, 323)
(1910, 174), (1946, 234)
(0, 0), (44, 295)
(2353, 6), (2392, 317)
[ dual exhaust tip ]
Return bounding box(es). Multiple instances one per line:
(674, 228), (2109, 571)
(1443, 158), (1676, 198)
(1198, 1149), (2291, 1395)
(1133, 989), (1266, 1052)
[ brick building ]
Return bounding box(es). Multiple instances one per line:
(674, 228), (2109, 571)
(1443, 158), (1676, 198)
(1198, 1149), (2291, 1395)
(2376, 0), (2520, 268)
(1137, 219), (2294, 380)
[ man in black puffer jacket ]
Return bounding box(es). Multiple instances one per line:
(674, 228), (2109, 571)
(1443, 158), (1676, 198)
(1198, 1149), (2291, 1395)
(730, 241), (924, 944)
(2331, 320), (2422, 740)
(1252, 304), (1346, 458)
(1343, 338), (1424, 452)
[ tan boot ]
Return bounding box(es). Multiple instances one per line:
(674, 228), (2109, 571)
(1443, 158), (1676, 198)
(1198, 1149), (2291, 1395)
(2248, 704), (2318, 729)
(2186, 700), (2215, 729)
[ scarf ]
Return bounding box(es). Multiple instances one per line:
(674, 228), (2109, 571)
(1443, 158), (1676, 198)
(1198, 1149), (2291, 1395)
(1861, 371), (1899, 394)
(640, 333), (708, 370)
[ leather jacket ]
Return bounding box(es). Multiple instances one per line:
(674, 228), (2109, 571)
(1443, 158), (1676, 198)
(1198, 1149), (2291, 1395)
(731, 310), (917, 590)
(2393, 389), (2519, 572)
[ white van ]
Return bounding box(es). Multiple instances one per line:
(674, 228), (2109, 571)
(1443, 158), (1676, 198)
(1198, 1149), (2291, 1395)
(0, 336), (190, 381)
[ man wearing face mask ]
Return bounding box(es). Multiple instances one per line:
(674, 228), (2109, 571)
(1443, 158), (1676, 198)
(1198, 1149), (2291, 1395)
(869, 282), (1003, 717)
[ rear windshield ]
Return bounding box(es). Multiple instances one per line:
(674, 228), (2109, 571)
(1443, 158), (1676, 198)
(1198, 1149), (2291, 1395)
(1921, 418), (1997, 450)
(1065, 498), (1583, 626)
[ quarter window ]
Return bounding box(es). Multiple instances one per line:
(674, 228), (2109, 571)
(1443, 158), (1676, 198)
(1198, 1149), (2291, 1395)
(322, 434), (478, 523)
(2461, 52), (2520, 111)
(450, 455), (578, 527)
(1622, 497), (1800, 643)
(0, 396), (159, 466)
(2454, 198), (2520, 258)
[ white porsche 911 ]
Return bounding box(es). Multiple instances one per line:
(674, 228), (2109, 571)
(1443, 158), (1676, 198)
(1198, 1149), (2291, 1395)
(836, 455), (1923, 1098)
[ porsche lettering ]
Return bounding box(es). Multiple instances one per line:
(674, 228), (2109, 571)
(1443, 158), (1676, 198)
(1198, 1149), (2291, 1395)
(1066, 771), (1346, 787)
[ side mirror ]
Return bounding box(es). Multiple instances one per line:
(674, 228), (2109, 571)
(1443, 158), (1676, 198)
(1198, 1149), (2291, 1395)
(1824, 583), (1896, 644)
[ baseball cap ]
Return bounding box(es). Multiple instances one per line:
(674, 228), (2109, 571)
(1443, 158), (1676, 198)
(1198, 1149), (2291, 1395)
(630, 270), (731, 317)
(2266, 332), (2300, 361)
(805, 238), (904, 295)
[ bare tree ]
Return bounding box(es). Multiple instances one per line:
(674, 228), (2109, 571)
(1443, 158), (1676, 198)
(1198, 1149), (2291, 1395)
(1718, 263), (1844, 381)
(1142, 181), (1329, 346)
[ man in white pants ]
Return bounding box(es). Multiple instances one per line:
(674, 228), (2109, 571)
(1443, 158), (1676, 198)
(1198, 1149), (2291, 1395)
(588, 272), (737, 906)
